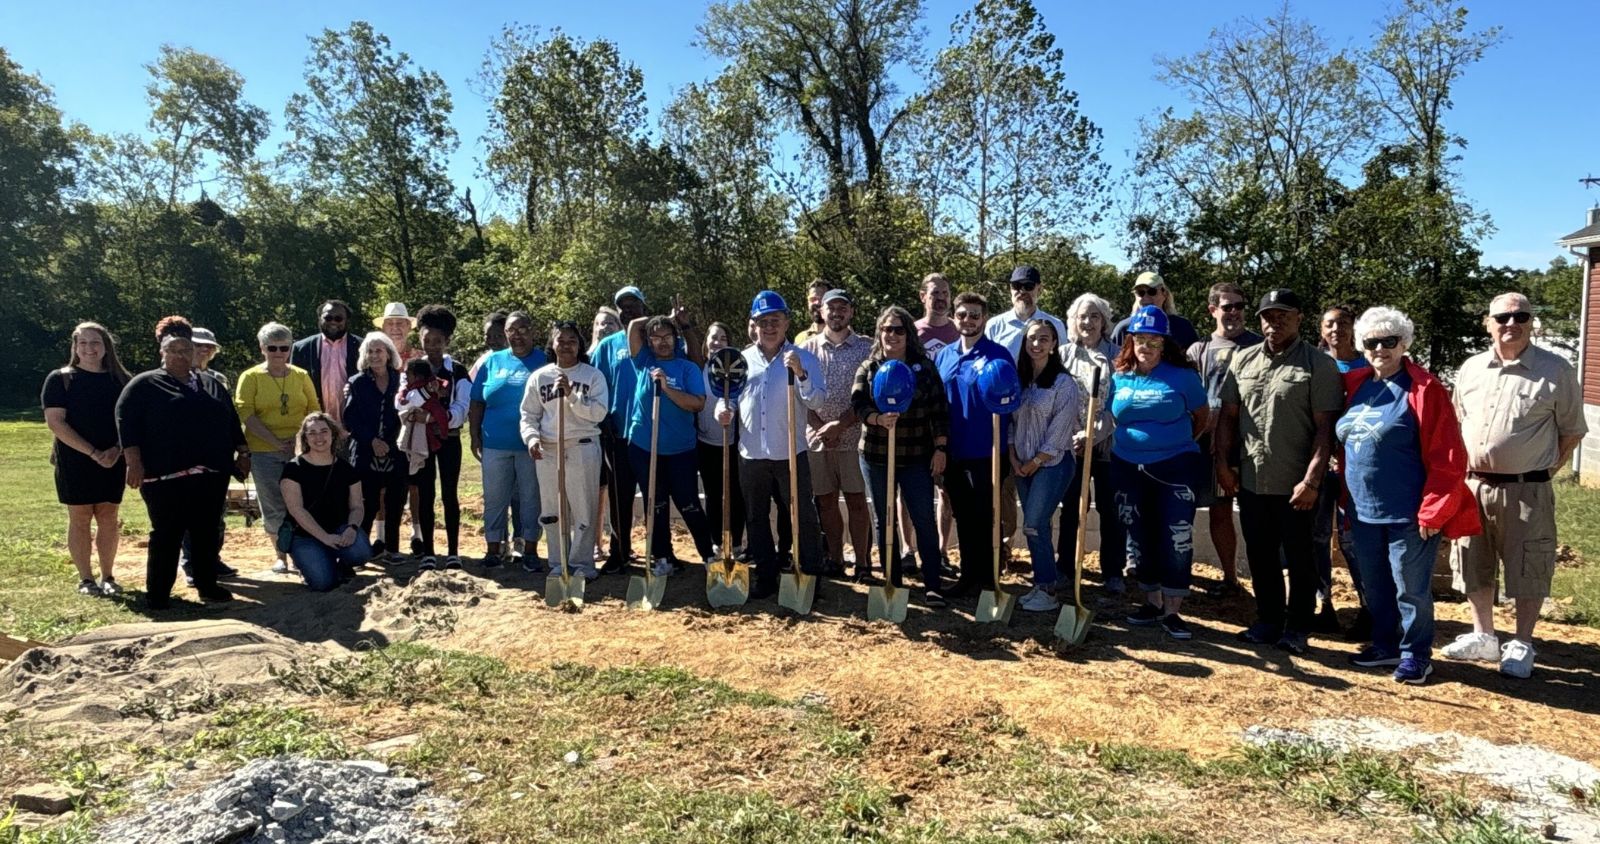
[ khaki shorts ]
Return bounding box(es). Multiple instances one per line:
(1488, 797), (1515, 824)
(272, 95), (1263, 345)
(1451, 478), (1557, 599)
(807, 448), (866, 496)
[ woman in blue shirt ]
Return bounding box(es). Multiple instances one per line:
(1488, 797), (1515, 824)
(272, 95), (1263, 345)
(1109, 306), (1209, 640)
(469, 311), (546, 569)
(627, 315), (717, 575)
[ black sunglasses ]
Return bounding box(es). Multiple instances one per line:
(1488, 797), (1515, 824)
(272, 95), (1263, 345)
(322, 314), (346, 323)
(1010, 281), (1039, 292)
(1362, 335), (1402, 351)
(265, 344), (291, 353)
(1217, 303), (1245, 313)
(880, 324), (908, 336)
(1491, 311), (1531, 325)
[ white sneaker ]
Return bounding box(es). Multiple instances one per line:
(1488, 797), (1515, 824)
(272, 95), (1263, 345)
(1440, 632), (1500, 663)
(1019, 588), (1060, 612)
(1499, 640), (1536, 679)
(651, 558), (675, 577)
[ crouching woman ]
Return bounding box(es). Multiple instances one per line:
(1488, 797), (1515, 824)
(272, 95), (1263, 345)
(281, 412), (370, 591)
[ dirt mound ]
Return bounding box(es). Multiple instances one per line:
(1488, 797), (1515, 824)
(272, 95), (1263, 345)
(357, 571), (496, 643)
(0, 621), (323, 738)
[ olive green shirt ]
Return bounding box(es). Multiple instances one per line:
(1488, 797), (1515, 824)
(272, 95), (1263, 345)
(1219, 337), (1344, 496)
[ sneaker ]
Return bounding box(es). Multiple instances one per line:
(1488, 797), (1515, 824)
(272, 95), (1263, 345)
(1126, 603), (1163, 626)
(600, 554), (627, 575)
(480, 553), (503, 569)
(444, 556), (463, 570)
(1161, 613), (1194, 641)
(184, 573), (196, 587)
(522, 556), (548, 574)
(1104, 576), (1126, 596)
(1237, 622), (1282, 645)
(651, 558), (675, 577)
(1349, 646), (1402, 668)
(418, 557), (438, 571)
(215, 562), (239, 578)
(1277, 630), (1310, 656)
(1019, 588), (1060, 613)
(576, 566), (600, 581)
(1499, 640), (1536, 679)
(1441, 632), (1500, 663)
(924, 590), (947, 608)
(1393, 657), (1434, 685)
(77, 578), (102, 596)
(271, 559), (291, 575)
(196, 585), (234, 603)
(99, 578), (123, 596)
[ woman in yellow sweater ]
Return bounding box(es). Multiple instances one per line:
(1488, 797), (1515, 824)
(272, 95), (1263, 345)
(235, 322), (321, 572)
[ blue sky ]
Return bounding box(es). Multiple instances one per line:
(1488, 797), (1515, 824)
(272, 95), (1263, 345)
(4, 0), (1594, 270)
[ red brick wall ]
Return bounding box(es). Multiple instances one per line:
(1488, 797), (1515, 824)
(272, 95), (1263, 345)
(1586, 247), (1600, 405)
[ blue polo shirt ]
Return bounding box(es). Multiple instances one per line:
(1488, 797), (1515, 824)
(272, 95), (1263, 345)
(626, 349), (704, 456)
(471, 347), (548, 451)
(935, 337), (1012, 461)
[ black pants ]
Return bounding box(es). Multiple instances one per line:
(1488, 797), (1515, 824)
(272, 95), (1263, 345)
(142, 472), (228, 601)
(741, 456), (824, 589)
(437, 434), (462, 555)
(945, 455), (1005, 592)
(362, 466), (407, 552)
(1238, 489), (1318, 632)
(603, 429), (638, 565)
(409, 452), (438, 556)
(697, 440), (745, 549)
(1057, 453), (1125, 584)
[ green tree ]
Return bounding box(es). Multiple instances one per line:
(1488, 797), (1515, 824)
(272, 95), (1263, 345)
(144, 45), (270, 207)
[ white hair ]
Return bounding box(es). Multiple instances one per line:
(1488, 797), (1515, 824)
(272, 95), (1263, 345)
(1489, 291), (1531, 313)
(257, 322), (292, 347)
(357, 331), (401, 372)
(1067, 293), (1116, 343)
(1354, 306), (1414, 347)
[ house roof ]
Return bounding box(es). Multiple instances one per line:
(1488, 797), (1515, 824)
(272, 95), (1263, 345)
(1558, 221), (1600, 248)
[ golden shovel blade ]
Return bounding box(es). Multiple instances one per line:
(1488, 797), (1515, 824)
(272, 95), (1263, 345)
(706, 560), (750, 608)
(974, 589), (1016, 625)
(544, 572), (585, 610)
(866, 583), (909, 623)
(625, 573), (666, 611)
(778, 572), (816, 615)
(1054, 604), (1094, 645)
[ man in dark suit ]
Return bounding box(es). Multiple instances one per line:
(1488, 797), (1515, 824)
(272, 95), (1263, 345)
(291, 299), (363, 423)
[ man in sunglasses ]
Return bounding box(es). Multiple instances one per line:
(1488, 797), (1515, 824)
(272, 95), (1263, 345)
(1186, 282), (1262, 594)
(292, 299), (361, 425)
(1443, 292), (1585, 679)
(983, 265), (1067, 363)
(1109, 271), (1200, 349)
(1215, 288), (1344, 656)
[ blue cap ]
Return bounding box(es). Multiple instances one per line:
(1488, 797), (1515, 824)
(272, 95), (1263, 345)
(1128, 305), (1170, 337)
(706, 347), (749, 400)
(977, 357), (1022, 415)
(871, 359), (916, 413)
(1009, 265), (1041, 285)
(750, 290), (788, 319)
(614, 286), (645, 306)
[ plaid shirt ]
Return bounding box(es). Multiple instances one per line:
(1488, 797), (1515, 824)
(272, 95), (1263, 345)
(851, 355), (950, 465)
(801, 330), (871, 451)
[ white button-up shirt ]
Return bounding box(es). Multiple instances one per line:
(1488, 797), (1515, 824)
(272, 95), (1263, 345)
(718, 342), (826, 460)
(984, 308), (1068, 362)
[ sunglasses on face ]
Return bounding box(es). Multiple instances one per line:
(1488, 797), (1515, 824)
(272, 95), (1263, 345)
(1135, 287), (1161, 297)
(1217, 302), (1245, 313)
(1010, 281), (1039, 292)
(880, 324), (907, 336)
(954, 310), (983, 321)
(265, 345), (290, 353)
(1362, 335), (1402, 351)
(1492, 311), (1531, 325)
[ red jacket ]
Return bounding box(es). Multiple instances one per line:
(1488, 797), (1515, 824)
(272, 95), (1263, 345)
(1341, 359), (1482, 539)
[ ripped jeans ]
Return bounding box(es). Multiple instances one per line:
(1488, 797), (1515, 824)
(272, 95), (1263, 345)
(1015, 456), (1074, 589)
(1112, 451), (1203, 598)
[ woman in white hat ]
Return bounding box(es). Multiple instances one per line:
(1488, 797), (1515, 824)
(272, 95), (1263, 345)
(375, 302), (421, 364)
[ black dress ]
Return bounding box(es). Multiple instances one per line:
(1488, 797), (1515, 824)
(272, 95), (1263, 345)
(41, 367), (126, 505)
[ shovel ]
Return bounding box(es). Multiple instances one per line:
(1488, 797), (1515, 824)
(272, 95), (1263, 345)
(778, 369), (816, 615)
(1055, 368), (1102, 645)
(545, 384), (584, 610)
(975, 413), (1015, 625)
(626, 381), (667, 611)
(706, 409), (750, 607)
(866, 424), (909, 623)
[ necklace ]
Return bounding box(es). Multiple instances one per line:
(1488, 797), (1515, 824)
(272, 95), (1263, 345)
(267, 368), (290, 416)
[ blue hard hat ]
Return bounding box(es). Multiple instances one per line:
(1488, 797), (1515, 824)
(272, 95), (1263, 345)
(1128, 305), (1170, 337)
(871, 359), (916, 414)
(750, 290), (788, 319)
(706, 347), (749, 400)
(977, 357), (1022, 415)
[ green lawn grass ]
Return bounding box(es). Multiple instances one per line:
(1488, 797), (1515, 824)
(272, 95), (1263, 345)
(1552, 472), (1600, 625)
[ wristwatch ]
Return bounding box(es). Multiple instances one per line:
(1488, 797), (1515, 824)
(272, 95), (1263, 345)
(933, 444), (948, 453)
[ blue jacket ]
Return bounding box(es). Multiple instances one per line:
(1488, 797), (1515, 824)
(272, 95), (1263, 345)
(342, 370), (401, 472)
(935, 337), (1012, 461)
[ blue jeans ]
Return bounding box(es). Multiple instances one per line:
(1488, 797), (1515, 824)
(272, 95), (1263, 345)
(1349, 517), (1438, 660)
(481, 447), (542, 546)
(862, 458), (940, 589)
(1311, 471), (1361, 603)
(289, 532), (373, 592)
(1112, 452), (1201, 598)
(628, 445), (716, 561)
(1016, 457), (1074, 588)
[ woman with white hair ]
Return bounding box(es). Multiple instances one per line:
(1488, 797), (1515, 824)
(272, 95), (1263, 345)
(235, 321), (321, 573)
(344, 331), (407, 559)
(1057, 293), (1127, 593)
(1337, 306), (1479, 685)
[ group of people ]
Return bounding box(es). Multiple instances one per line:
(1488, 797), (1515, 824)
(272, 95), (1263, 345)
(43, 268), (1582, 683)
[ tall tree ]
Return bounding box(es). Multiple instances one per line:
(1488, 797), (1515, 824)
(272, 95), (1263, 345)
(144, 45), (269, 207)
(285, 21), (459, 301)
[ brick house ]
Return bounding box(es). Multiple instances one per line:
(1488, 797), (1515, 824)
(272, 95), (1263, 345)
(1559, 207), (1600, 484)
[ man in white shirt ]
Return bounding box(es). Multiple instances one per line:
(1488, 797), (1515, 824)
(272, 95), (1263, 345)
(983, 265), (1068, 362)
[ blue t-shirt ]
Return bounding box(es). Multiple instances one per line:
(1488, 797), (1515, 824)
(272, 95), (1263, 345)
(1337, 369), (1423, 524)
(934, 337), (1012, 461)
(1109, 362), (1207, 464)
(593, 329), (687, 436)
(1333, 354), (1371, 374)
(471, 347), (547, 451)
(626, 350), (704, 455)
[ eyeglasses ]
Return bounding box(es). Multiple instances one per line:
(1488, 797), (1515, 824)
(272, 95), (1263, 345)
(1216, 302), (1245, 313)
(880, 324), (908, 336)
(1010, 281), (1039, 292)
(1362, 335), (1402, 351)
(265, 345), (290, 353)
(1131, 335), (1163, 347)
(1492, 311), (1531, 325)
(953, 310), (983, 322)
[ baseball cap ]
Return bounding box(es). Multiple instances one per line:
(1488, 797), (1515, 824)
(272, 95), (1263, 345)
(1008, 265), (1041, 285)
(1132, 271), (1167, 292)
(1257, 289), (1303, 314)
(821, 289), (852, 305)
(613, 286), (645, 306)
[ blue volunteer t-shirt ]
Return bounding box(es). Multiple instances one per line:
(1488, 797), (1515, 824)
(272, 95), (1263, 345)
(593, 329), (688, 436)
(1334, 354), (1371, 374)
(1337, 369), (1423, 524)
(626, 350), (704, 455)
(1109, 362), (1207, 464)
(471, 347), (547, 451)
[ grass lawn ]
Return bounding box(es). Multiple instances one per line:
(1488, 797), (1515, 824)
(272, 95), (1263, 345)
(1552, 472), (1600, 625)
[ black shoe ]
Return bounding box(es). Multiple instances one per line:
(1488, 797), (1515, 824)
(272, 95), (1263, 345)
(853, 568), (880, 586)
(215, 561), (239, 578)
(944, 580), (977, 599)
(600, 554), (627, 575)
(480, 554), (503, 569)
(750, 581), (779, 601)
(196, 586), (234, 603)
(1237, 622), (1282, 645)
(924, 590), (947, 608)
(1277, 630), (1310, 656)
(822, 558), (846, 577)
(1161, 613), (1194, 641)
(735, 547), (754, 563)
(372, 540), (387, 557)
(1126, 603), (1163, 626)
